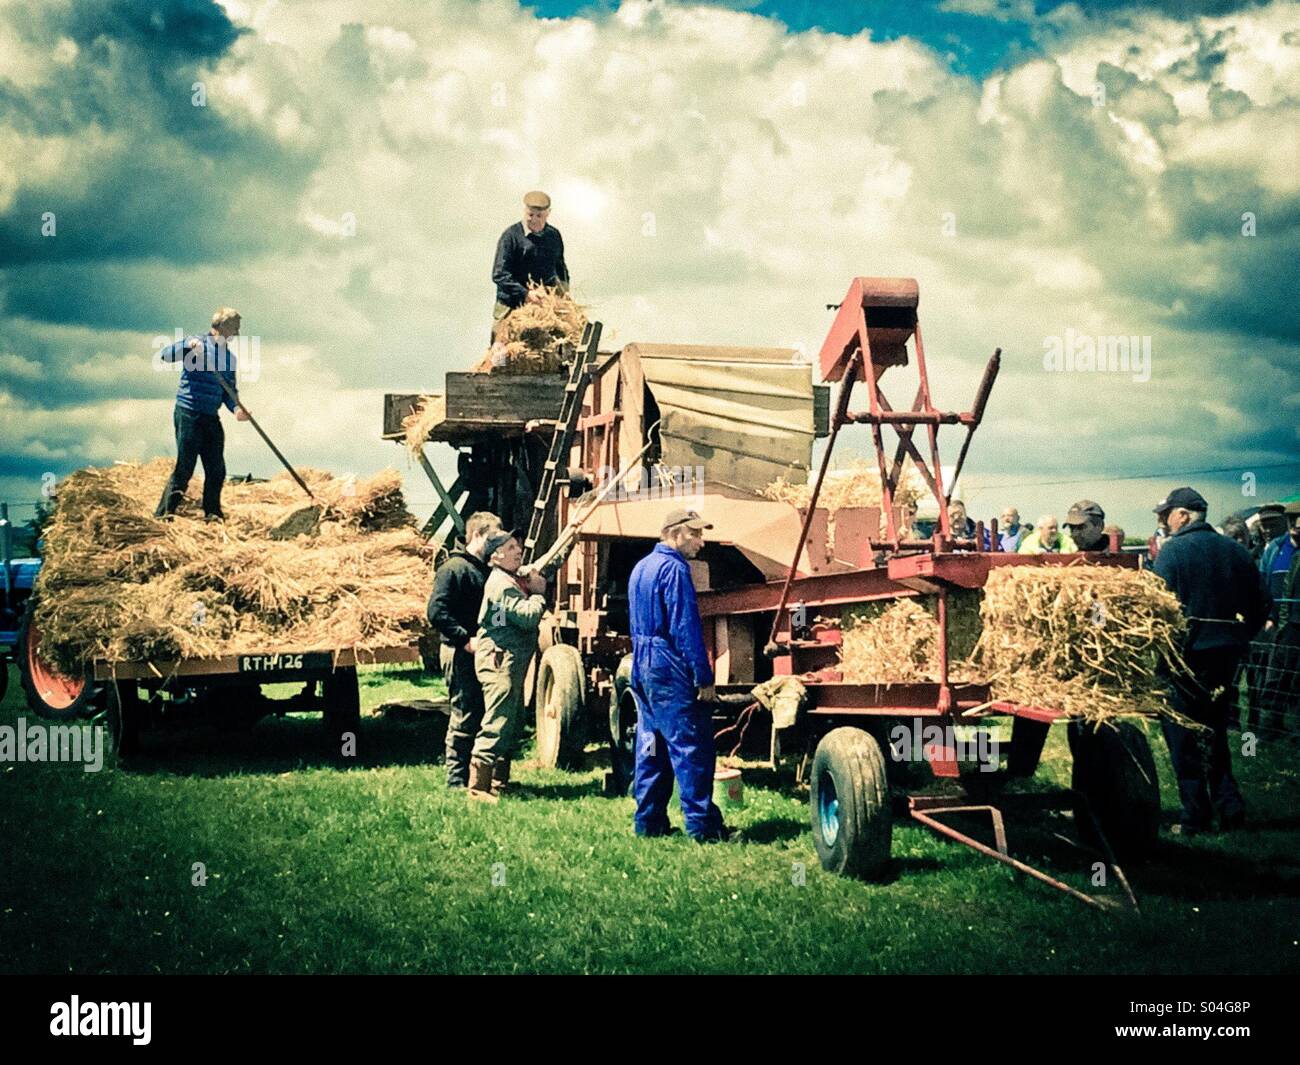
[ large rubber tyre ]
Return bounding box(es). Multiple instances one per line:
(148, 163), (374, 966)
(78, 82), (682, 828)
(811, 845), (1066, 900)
(606, 654), (637, 797)
(322, 667), (361, 746)
(0, 660), (8, 704)
(810, 727), (892, 879)
(1068, 719), (1160, 862)
(106, 679), (144, 761)
(535, 643), (586, 770)
(17, 598), (97, 721)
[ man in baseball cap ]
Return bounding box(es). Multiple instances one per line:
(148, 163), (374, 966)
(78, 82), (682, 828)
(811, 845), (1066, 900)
(1063, 499), (1110, 551)
(626, 505), (730, 843)
(1151, 486), (1268, 834)
(490, 190), (570, 334)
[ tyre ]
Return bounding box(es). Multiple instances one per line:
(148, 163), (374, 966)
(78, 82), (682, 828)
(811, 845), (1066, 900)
(1068, 719), (1160, 862)
(810, 727), (892, 879)
(106, 679), (144, 760)
(535, 643), (585, 770)
(322, 667), (361, 746)
(606, 654), (637, 797)
(17, 598), (98, 721)
(0, 659), (8, 704)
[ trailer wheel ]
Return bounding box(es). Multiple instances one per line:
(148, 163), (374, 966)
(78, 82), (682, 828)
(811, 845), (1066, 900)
(535, 643), (585, 770)
(1068, 719), (1160, 862)
(106, 679), (144, 760)
(322, 667), (361, 746)
(810, 727), (892, 879)
(606, 654), (637, 797)
(17, 598), (97, 721)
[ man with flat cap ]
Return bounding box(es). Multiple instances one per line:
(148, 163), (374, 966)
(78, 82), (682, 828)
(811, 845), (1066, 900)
(1063, 499), (1115, 552)
(491, 190), (570, 333)
(627, 507), (730, 842)
(1152, 486), (1269, 834)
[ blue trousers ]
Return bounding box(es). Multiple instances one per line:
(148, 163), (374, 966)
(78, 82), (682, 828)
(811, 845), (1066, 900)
(632, 696), (725, 840)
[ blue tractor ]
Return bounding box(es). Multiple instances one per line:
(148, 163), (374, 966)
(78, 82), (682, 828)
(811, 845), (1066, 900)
(1, 504), (99, 717)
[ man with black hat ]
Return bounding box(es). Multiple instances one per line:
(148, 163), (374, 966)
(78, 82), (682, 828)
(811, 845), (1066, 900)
(627, 507), (730, 842)
(1152, 486), (1269, 833)
(1260, 501), (1300, 738)
(1063, 499), (1113, 552)
(491, 190), (570, 333)
(427, 510), (501, 789)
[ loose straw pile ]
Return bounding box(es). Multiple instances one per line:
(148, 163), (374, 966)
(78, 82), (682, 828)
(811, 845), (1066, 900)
(967, 564), (1191, 723)
(764, 459), (926, 537)
(832, 566), (1192, 723)
(34, 460), (433, 673)
(472, 285), (587, 376)
(833, 592), (982, 684)
(402, 396), (444, 458)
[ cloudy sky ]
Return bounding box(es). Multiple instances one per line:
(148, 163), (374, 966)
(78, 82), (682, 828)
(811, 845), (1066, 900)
(1, 0), (1297, 540)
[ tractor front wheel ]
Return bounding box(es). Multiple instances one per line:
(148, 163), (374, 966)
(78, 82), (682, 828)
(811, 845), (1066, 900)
(17, 599), (98, 721)
(810, 727), (892, 879)
(535, 643), (586, 770)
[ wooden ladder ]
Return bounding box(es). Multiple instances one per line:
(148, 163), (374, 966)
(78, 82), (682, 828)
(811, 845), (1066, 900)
(522, 321), (602, 563)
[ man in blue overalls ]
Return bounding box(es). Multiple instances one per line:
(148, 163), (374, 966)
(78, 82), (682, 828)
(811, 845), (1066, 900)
(628, 507), (729, 842)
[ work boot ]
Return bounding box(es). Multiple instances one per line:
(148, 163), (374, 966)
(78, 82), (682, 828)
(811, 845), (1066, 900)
(491, 759), (511, 797)
(467, 759), (498, 804)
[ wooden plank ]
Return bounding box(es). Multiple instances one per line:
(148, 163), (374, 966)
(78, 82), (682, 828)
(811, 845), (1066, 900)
(445, 373), (567, 423)
(383, 393), (433, 439)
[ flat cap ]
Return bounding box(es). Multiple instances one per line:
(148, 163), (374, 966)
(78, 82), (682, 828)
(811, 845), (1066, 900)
(662, 507), (712, 533)
(1153, 486), (1208, 514)
(1065, 499), (1104, 525)
(523, 190), (551, 209)
(484, 528), (521, 557)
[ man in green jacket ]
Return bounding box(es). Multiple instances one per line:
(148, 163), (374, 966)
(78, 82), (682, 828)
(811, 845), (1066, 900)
(469, 530), (547, 802)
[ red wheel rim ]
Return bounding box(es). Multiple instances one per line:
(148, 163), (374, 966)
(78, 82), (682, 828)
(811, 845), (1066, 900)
(25, 618), (85, 709)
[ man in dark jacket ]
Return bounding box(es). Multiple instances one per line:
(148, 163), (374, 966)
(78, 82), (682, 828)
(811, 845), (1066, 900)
(427, 511), (501, 788)
(490, 190), (569, 333)
(1152, 486), (1269, 833)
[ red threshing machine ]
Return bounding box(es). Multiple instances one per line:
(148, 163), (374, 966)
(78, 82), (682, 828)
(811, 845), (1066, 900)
(539, 277), (1158, 910)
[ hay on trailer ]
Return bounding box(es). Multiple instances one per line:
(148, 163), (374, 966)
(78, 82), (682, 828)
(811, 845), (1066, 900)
(967, 564), (1192, 724)
(472, 285), (587, 376)
(830, 566), (1192, 723)
(763, 459), (926, 538)
(832, 591), (982, 684)
(33, 460), (433, 674)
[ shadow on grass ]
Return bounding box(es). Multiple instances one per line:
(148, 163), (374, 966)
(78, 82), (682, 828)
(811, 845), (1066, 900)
(117, 712), (449, 778)
(738, 816), (806, 844)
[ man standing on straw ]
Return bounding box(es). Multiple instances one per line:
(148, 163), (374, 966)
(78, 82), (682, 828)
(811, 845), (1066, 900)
(491, 190), (569, 335)
(628, 508), (730, 843)
(1152, 486), (1268, 834)
(154, 307), (249, 523)
(427, 511), (502, 789)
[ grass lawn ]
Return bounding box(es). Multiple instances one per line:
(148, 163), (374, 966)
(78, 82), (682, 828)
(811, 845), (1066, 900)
(1, 663), (1298, 974)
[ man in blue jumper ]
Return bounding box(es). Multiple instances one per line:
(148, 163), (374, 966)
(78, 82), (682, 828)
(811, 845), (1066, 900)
(154, 307), (249, 522)
(490, 190), (569, 334)
(1152, 486), (1269, 834)
(1259, 502), (1300, 735)
(628, 507), (729, 842)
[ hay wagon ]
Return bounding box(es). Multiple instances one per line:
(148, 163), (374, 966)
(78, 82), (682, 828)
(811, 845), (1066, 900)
(92, 644), (420, 758)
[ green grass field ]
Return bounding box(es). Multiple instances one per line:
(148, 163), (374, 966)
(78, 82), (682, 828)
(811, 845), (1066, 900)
(2, 664), (1298, 974)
